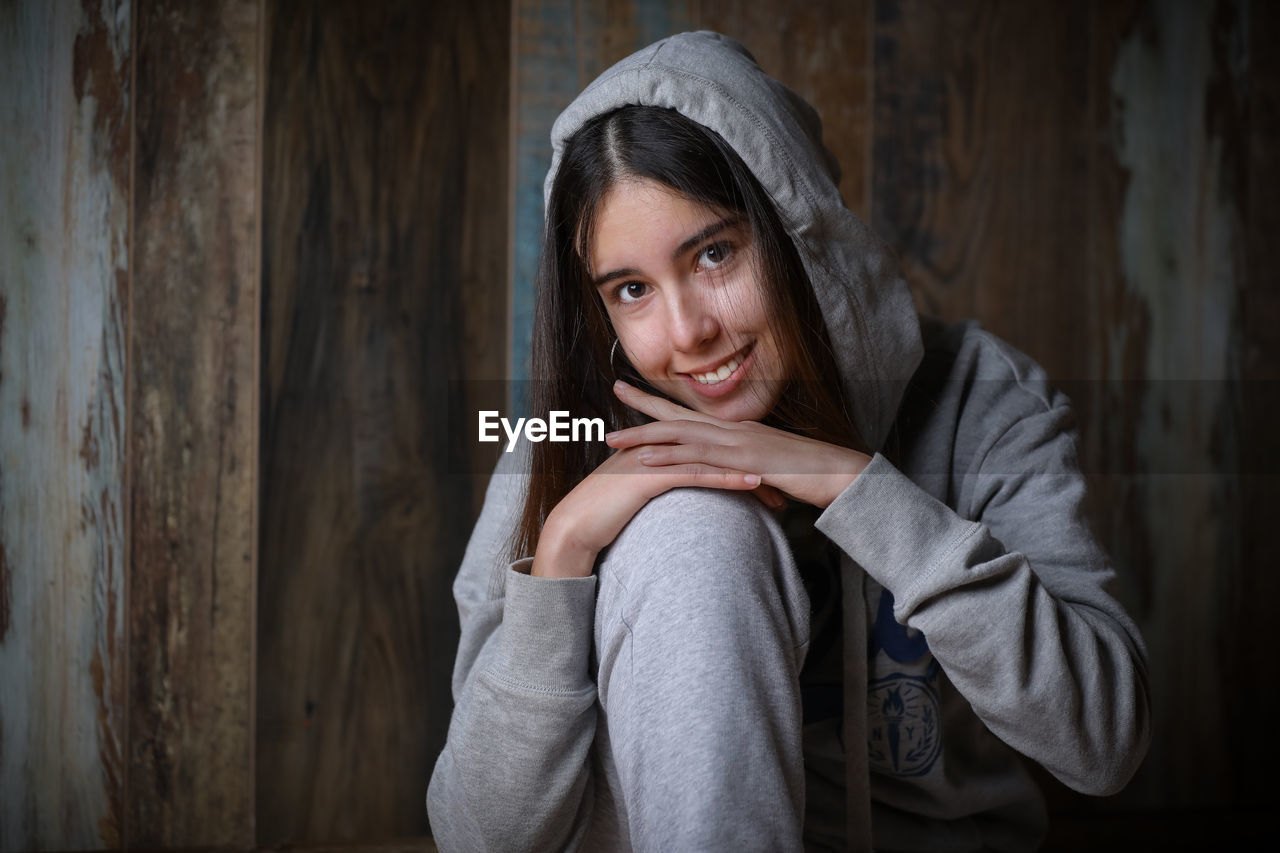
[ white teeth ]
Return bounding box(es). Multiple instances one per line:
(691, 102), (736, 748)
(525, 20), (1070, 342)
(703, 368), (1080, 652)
(694, 356), (741, 385)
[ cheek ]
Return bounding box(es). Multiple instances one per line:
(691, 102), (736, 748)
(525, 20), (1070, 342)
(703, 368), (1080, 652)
(745, 277), (773, 322)
(612, 317), (666, 373)
(716, 266), (769, 319)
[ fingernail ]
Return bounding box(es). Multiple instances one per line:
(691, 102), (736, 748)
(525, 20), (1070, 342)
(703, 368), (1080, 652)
(614, 380), (630, 390)
(637, 449), (653, 462)
(745, 474), (762, 486)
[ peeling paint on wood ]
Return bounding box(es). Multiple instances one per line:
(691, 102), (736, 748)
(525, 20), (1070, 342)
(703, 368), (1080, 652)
(1105, 0), (1246, 808)
(511, 0), (582, 413)
(127, 0), (259, 845)
(0, 0), (130, 849)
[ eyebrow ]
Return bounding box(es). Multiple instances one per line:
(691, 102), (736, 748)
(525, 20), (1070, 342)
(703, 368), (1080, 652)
(591, 215), (742, 288)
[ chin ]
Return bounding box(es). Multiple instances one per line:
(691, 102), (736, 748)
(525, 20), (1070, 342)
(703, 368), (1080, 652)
(691, 386), (782, 423)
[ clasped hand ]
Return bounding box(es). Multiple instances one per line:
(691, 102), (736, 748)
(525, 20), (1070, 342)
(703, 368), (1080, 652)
(529, 380), (869, 578)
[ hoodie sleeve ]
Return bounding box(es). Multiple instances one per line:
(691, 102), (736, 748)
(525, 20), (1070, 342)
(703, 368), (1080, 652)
(816, 380), (1151, 796)
(426, 448), (600, 852)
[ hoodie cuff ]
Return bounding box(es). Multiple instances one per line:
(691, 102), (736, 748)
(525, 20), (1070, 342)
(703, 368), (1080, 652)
(815, 452), (982, 611)
(493, 560), (598, 692)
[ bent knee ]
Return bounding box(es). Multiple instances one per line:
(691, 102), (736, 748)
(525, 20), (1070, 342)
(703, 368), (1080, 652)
(606, 488), (775, 573)
(594, 489), (809, 685)
(599, 488), (802, 618)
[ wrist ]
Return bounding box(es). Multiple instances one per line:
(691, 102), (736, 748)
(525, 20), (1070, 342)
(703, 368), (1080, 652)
(820, 449), (871, 508)
(531, 518), (597, 578)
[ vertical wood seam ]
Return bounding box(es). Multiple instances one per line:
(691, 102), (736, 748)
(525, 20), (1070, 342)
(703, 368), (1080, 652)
(864, 0), (874, 224)
(124, 0), (137, 847)
(251, 0), (266, 842)
(508, 0), (518, 395)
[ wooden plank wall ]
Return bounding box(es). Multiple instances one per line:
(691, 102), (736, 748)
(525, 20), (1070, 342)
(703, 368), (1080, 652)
(129, 0), (260, 845)
(256, 0), (509, 842)
(2, 0), (1274, 849)
(512, 0), (1278, 834)
(0, 1), (131, 847)
(2, 0), (499, 847)
(1, 0), (260, 849)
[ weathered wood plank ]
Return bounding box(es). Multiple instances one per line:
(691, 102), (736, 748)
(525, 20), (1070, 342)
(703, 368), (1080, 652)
(258, 0), (509, 840)
(511, 0), (582, 410)
(574, 0), (693, 84)
(128, 0), (260, 845)
(690, 0), (873, 220)
(1094, 0), (1250, 810)
(0, 0), (131, 849)
(872, 0), (1096, 381)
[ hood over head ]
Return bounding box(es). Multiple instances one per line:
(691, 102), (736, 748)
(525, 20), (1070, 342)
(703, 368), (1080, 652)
(544, 31), (923, 451)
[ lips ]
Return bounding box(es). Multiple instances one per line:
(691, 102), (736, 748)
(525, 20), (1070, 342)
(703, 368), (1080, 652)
(680, 343), (755, 399)
(691, 353), (745, 384)
(683, 344), (753, 385)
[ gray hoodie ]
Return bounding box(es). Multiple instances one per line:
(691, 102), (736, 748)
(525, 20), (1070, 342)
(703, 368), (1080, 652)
(427, 31), (1150, 852)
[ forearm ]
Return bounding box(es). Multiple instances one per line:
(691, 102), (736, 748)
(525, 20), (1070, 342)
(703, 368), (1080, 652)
(817, 453), (1150, 794)
(429, 566), (600, 851)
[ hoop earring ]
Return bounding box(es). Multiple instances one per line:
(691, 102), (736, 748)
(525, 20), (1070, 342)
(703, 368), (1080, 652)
(609, 338), (621, 379)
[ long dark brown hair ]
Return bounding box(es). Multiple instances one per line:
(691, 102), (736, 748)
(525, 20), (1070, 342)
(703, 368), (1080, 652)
(513, 105), (863, 559)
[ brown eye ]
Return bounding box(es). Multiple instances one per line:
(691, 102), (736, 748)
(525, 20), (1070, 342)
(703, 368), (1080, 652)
(698, 242), (733, 269)
(616, 281), (649, 303)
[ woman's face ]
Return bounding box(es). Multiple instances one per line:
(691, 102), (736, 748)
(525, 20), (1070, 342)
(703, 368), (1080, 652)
(588, 178), (789, 422)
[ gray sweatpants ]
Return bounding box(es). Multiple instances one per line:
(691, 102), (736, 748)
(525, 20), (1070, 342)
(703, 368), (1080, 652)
(582, 487), (812, 852)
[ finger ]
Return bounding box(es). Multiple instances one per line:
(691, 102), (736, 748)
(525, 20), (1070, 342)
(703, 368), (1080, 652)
(613, 380), (725, 426)
(606, 418), (732, 449)
(649, 463), (763, 494)
(633, 439), (756, 472)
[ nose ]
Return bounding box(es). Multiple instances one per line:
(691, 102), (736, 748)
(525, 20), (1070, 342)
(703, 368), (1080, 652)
(667, 288), (720, 352)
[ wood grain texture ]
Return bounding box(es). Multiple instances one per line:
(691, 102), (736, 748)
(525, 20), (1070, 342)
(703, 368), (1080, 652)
(128, 0), (260, 845)
(872, 0), (1096, 381)
(258, 0), (508, 841)
(1094, 0), (1249, 810)
(689, 0), (873, 220)
(0, 0), (131, 849)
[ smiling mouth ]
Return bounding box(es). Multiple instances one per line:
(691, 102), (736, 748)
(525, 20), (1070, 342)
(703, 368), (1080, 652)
(687, 344), (752, 385)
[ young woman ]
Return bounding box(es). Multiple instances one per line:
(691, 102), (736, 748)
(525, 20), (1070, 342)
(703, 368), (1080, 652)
(428, 31), (1149, 852)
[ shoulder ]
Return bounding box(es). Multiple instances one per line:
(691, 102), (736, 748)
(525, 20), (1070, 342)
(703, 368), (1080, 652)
(906, 317), (1071, 430)
(919, 317), (1059, 412)
(892, 318), (1079, 485)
